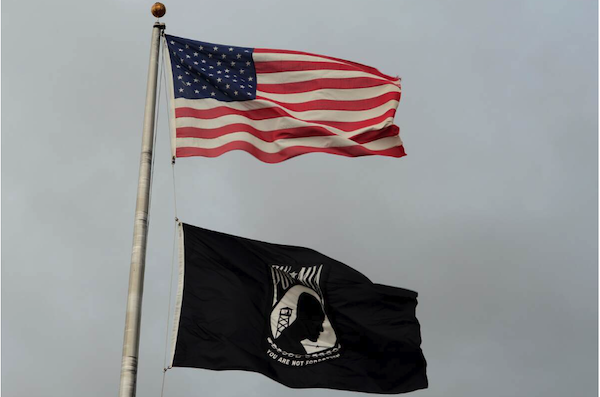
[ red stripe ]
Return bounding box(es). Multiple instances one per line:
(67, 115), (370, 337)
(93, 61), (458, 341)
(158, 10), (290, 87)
(254, 48), (400, 82)
(303, 108), (396, 132)
(176, 107), (396, 133)
(349, 125), (400, 144)
(176, 106), (290, 120)
(255, 61), (397, 81)
(176, 124), (336, 141)
(257, 77), (395, 94)
(255, 91), (401, 112)
(176, 142), (406, 163)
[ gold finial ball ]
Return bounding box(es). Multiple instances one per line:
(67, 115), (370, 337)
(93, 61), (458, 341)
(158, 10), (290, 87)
(151, 2), (166, 18)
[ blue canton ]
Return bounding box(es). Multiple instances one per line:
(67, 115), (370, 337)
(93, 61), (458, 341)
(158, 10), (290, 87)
(165, 34), (257, 102)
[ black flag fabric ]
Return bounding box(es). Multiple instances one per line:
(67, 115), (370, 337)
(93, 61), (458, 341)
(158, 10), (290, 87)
(171, 223), (427, 394)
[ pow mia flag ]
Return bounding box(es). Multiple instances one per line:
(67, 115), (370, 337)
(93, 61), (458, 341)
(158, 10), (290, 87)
(171, 223), (427, 394)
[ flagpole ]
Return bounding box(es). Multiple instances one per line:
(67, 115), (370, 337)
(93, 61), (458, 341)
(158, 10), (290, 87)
(119, 4), (166, 397)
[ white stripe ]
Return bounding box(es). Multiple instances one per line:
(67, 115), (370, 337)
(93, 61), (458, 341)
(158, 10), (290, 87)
(176, 114), (396, 137)
(257, 69), (392, 85)
(275, 266), (281, 286)
(271, 267), (278, 306)
(253, 51), (350, 65)
(176, 133), (402, 152)
(314, 265), (323, 298)
(298, 267), (308, 285)
(175, 85), (400, 110)
(306, 266), (316, 290)
(176, 101), (397, 123)
(256, 84), (400, 103)
(176, 97), (275, 111)
(281, 271), (289, 289)
(276, 266), (294, 289)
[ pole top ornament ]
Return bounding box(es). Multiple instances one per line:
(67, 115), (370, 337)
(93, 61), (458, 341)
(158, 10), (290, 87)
(151, 2), (166, 18)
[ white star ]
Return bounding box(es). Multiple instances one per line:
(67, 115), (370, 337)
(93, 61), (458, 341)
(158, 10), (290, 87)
(244, 50), (249, 53)
(186, 82), (191, 86)
(208, 53), (213, 58)
(186, 54), (190, 58)
(225, 75), (230, 78)
(209, 73), (213, 77)
(194, 90), (199, 93)
(249, 84), (253, 88)
(178, 48), (183, 52)
(199, 45), (204, 50)
(193, 79), (199, 83)
(247, 92), (252, 96)
(225, 68), (230, 73)
(179, 88), (184, 92)
(185, 71), (190, 75)
(193, 61), (198, 65)
(177, 75), (183, 80)
(233, 79), (237, 82)
(217, 70), (222, 74)
(176, 65), (181, 69)
(170, 41), (175, 44)
(185, 44), (189, 49)
(246, 61), (251, 66)
(193, 52), (198, 57)
(217, 61), (222, 66)
(226, 84), (230, 89)
(221, 54), (226, 59)
(230, 61), (236, 66)
(211, 92), (216, 96)
(236, 54), (242, 59)
(240, 69), (245, 74)
(213, 46), (218, 51)
(240, 85), (245, 89)
(217, 78), (222, 82)
(229, 47), (234, 52)
(234, 90), (238, 95)
(248, 77), (253, 81)
(202, 85), (207, 89)
(209, 66), (214, 69)
(202, 60), (206, 64)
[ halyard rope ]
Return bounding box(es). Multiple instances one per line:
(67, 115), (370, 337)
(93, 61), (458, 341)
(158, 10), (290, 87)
(160, 33), (178, 397)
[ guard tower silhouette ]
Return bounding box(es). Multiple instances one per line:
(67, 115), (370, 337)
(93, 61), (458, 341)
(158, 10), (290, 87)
(275, 307), (292, 338)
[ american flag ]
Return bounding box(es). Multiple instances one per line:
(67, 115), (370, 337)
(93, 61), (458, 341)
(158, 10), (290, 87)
(164, 34), (404, 163)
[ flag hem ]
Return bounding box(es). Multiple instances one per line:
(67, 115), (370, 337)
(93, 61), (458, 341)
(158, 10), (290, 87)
(162, 35), (178, 159)
(167, 364), (428, 394)
(169, 221), (185, 367)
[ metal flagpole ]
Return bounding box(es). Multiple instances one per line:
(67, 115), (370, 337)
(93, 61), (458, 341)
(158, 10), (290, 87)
(119, 4), (166, 397)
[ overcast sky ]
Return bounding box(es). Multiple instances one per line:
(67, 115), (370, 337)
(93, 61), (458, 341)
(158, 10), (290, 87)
(2, 0), (597, 396)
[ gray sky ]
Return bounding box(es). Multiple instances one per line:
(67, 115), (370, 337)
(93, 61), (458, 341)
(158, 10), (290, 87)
(2, 0), (597, 396)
